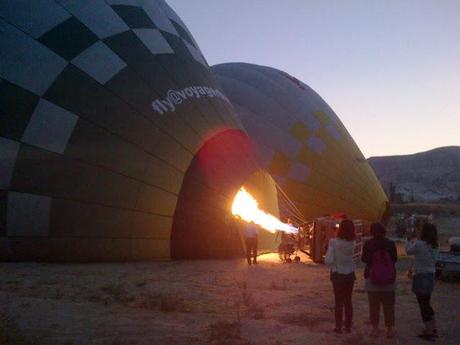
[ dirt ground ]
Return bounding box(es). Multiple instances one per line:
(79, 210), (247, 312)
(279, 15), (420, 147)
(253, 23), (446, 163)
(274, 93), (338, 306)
(1, 247), (459, 345)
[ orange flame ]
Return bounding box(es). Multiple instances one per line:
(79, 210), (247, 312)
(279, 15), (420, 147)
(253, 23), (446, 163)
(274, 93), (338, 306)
(231, 187), (298, 234)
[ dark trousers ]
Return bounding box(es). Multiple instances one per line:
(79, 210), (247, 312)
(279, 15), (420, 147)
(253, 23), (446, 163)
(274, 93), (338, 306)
(245, 237), (258, 263)
(367, 291), (395, 327)
(416, 294), (434, 322)
(332, 276), (354, 329)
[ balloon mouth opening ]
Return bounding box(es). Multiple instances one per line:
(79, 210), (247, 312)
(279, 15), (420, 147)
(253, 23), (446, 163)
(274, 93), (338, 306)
(170, 129), (273, 259)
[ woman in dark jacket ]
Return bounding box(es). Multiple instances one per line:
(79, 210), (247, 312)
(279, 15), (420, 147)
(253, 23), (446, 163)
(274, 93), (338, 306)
(362, 223), (397, 338)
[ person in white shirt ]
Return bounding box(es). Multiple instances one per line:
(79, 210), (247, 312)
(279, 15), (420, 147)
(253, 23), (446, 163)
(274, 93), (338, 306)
(325, 219), (356, 334)
(408, 214), (417, 234)
(405, 223), (439, 340)
(244, 222), (259, 265)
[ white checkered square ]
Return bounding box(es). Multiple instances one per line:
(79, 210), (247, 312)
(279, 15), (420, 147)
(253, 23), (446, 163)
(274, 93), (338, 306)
(0, 20), (67, 95)
(133, 29), (173, 55)
(0, 0), (70, 39)
(22, 99), (78, 154)
(72, 41), (126, 84)
(57, 0), (130, 39)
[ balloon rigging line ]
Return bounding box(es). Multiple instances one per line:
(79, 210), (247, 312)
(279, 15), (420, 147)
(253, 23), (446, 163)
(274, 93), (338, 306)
(274, 182), (307, 224)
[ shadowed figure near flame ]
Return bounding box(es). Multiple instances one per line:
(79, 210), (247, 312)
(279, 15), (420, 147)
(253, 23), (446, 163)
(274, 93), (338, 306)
(244, 222), (260, 265)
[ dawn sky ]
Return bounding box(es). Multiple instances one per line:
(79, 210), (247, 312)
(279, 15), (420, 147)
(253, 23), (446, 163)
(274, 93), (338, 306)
(168, 0), (460, 158)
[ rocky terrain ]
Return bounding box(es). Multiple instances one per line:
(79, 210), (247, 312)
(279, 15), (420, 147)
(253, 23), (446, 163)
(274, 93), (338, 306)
(368, 146), (460, 203)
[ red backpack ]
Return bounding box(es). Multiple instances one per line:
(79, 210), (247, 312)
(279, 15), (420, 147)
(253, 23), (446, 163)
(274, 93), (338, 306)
(369, 249), (396, 286)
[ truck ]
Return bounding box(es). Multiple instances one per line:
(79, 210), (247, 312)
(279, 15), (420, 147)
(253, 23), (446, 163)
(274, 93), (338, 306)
(435, 237), (460, 278)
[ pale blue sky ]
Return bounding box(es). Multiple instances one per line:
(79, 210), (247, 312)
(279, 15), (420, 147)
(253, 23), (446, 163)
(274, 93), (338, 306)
(168, 0), (460, 157)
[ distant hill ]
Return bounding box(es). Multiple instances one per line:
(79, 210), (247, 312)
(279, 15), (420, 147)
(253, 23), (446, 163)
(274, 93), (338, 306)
(368, 146), (460, 203)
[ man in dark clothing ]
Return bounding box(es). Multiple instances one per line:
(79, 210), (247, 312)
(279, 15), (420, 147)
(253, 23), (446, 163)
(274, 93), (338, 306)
(361, 223), (398, 338)
(244, 222), (259, 265)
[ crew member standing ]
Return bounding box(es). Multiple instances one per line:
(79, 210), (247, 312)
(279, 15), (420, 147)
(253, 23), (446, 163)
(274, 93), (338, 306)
(405, 223), (439, 340)
(244, 222), (259, 265)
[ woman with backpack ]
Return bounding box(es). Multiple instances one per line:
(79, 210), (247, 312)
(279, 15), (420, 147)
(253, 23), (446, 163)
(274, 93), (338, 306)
(405, 223), (439, 340)
(361, 222), (397, 338)
(325, 219), (356, 334)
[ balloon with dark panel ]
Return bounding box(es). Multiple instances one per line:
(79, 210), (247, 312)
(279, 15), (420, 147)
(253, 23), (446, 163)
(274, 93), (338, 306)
(0, 0), (277, 261)
(0, 1), (387, 261)
(212, 63), (388, 222)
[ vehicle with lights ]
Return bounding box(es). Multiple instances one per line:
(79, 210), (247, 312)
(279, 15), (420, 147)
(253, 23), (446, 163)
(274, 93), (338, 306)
(435, 237), (460, 278)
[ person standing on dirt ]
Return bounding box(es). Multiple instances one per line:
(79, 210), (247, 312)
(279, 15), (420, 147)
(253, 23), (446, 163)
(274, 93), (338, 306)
(324, 219), (356, 334)
(396, 214), (407, 238)
(244, 221), (259, 265)
(405, 223), (439, 341)
(362, 222), (397, 339)
(408, 214), (417, 235)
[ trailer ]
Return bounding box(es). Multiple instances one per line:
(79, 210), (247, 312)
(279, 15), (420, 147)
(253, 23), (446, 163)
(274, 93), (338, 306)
(296, 217), (365, 263)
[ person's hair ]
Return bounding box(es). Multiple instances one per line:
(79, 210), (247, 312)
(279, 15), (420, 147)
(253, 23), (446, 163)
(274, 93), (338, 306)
(370, 222), (386, 239)
(421, 223), (439, 249)
(337, 219), (355, 241)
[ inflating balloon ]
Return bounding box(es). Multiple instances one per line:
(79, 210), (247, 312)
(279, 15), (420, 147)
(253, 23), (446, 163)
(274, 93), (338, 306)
(212, 63), (388, 222)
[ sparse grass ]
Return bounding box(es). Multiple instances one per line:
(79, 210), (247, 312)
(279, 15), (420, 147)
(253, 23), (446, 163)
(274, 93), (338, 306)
(135, 292), (190, 312)
(247, 303), (265, 320)
(136, 293), (159, 310)
(135, 280), (147, 288)
(54, 288), (65, 300)
(236, 281), (253, 307)
(159, 294), (189, 312)
(37, 279), (59, 286)
(0, 312), (41, 345)
(207, 321), (241, 345)
(101, 283), (135, 304)
(4, 256), (459, 344)
(3, 280), (20, 293)
(103, 339), (138, 345)
(241, 290), (253, 307)
(235, 280), (265, 319)
(341, 334), (377, 345)
(86, 293), (105, 303)
(18, 301), (30, 309)
(280, 311), (329, 329)
(269, 279), (288, 291)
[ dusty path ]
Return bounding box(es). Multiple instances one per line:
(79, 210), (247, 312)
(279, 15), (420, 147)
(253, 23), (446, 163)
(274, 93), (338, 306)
(0, 252), (459, 345)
